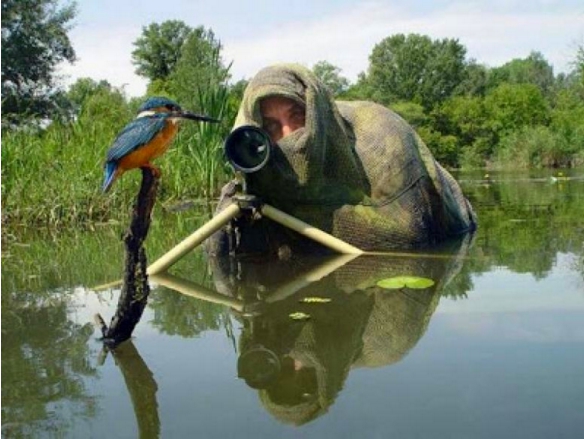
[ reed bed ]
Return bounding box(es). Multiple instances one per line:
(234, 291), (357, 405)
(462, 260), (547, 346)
(2, 85), (237, 232)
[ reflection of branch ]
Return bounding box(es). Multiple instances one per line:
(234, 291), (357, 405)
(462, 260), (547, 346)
(110, 341), (160, 439)
(96, 167), (158, 345)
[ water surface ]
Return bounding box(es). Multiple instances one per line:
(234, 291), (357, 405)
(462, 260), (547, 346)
(2, 170), (583, 438)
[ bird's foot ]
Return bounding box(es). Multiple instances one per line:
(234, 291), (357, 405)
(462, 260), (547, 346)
(141, 164), (161, 178)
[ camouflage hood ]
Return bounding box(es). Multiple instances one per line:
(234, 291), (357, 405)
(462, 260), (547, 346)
(212, 63), (476, 252)
(234, 63), (368, 205)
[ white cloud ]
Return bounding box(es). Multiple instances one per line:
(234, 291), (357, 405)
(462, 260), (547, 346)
(57, 25), (148, 97)
(223, 1), (584, 81)
(58, 1), (584, 97)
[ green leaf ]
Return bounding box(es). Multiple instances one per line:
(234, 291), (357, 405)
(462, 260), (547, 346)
(299, 297), (332, 304)
(376, 276), (435, 289)
(289, 312), (311, 321)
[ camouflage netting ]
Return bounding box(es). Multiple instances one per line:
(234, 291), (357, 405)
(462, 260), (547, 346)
(208, 63), (476, 255)
(210, 234), (474, 425)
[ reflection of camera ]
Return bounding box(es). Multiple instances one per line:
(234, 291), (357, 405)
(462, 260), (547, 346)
(237, 345), (281, 389)
(224, 125), (273, 173)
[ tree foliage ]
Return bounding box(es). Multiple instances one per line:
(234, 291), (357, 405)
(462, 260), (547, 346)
(488, 51), (554, 96)
(65, 77), (121, 117)
(134, 22), (231, 116)
(484, 83), (549, 134)
(1, 0), (77, 124)
(366, 34), (467, 109)
(454, 61), (488, 96)
(131, 20), (192, 82)
(312, 61), (349, 97)
(166, 26), (230, 110)
(575, 43), (584, 86)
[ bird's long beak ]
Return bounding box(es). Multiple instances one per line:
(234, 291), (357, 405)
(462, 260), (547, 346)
(175, 111), (220, 123)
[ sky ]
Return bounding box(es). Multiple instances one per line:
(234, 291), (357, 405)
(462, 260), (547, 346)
(57, 0), (584, 97)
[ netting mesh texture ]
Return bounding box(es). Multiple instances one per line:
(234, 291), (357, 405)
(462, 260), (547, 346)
(209, 64), (476, 254)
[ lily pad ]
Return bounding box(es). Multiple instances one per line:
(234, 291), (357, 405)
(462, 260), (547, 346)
(289, 312), (311, 321)
(300, 297), (332, 304)
(376, 276), (435, 290)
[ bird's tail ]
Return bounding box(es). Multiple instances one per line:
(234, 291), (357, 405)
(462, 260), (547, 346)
(102, 162), (118, 193)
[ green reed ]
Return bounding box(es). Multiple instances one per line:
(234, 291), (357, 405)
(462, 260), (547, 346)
(1, 85), (238, 232)
(160, 82), (235, 202)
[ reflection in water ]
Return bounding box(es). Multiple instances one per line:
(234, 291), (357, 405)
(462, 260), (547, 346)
(154, 235), (474, 426)
(2, 172), (582, 435)
(462, 174), (584, 279)
(104, 341), (160, 439)
(1, 290), (97, 438)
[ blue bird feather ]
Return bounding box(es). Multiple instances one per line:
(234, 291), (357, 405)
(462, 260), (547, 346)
(106, 113), (169, 162)
(102, 161), (118, 193)
(137, 96), (180, 113)
(102, 96), (218, 193)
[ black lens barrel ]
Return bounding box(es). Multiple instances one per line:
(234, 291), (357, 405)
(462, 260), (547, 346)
(224, 125), (272, 173)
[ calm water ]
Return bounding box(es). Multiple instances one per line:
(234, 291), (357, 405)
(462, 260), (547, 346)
(2, 170), (584, 438)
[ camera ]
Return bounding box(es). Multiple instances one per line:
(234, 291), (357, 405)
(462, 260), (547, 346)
(224, 125), (273, 173)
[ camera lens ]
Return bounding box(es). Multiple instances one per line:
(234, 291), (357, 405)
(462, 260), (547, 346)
(225, 125), (272, 173)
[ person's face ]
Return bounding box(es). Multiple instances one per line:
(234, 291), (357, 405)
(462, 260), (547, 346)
(260, 96), (306, 143)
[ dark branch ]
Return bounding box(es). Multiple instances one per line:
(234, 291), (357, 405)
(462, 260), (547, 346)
(98, 167), (159, 346)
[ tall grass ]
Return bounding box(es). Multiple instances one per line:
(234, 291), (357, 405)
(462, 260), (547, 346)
(160, 81), (234, 201)
(2, 116), (130, 229)
(493, 125), (584, 169)
(2, 83), (237, 231)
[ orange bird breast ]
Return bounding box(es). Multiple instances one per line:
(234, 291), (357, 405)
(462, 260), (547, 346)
(118, 122), (178, 171)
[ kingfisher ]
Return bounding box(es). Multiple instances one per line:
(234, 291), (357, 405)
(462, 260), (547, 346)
(102, 96), (219, 192)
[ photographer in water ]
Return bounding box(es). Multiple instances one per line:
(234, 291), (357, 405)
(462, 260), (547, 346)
(209, 63), (476, 257)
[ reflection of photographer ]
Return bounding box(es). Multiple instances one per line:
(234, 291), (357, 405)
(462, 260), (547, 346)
(213, 238), (472, 425)
(235, 268), (373, 425)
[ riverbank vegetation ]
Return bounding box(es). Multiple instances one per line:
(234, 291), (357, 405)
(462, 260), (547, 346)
(2, 2), (584, 230)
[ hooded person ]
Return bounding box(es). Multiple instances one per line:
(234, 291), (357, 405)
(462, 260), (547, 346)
(207, 63), (476, 256)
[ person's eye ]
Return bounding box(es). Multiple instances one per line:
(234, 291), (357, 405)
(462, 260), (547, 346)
(290, 108), (306, 124)
(293, 113), (305, 124)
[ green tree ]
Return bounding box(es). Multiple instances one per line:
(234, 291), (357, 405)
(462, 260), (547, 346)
(575, 43), (584, 86)
(132, 20), (192, 82)
(65, 77), (117, 117)
(390, 101), (428, 128)
(342, 72), (374, 101)
(389, 101), (460, 167)
(312, 61), (350, 97)
(1, 0), (77, 124)
(434, 95), (495, 161)
(551, 87), (584, 137)
(454, 60), (489, 96)
(484, 83), (549, 135)
(488, 51), (554, 96)
(167, 26), (230, 110)
(366, 33), (467, 109)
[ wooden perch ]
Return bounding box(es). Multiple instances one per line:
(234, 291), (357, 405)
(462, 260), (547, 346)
(96, 167), (159, 346)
